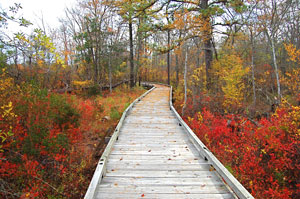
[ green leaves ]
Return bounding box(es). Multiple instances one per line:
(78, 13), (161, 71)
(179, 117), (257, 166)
(0, 3), (31, 28)
(0, 130), (13, 152)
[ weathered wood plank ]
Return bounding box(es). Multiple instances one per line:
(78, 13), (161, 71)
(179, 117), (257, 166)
(101, 176), (224, 186)
(96, 193), (235, 199)
(105, 170), (217, 178)
(106, 163), (212, 171)
(109, 150), (199, 156)
(109, 154), (203, 163)
(97, 185), (231, 194)
(107, 159), (207, 165)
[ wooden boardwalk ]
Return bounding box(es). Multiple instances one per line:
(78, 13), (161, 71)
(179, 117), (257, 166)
(85, 85), (253, 199)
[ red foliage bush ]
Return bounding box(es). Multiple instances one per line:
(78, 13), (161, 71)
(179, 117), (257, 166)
(0, 86), (85, 198)
(184, 105), (300, 198)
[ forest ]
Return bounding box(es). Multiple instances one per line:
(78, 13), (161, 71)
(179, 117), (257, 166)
(0, 0), (299, 198)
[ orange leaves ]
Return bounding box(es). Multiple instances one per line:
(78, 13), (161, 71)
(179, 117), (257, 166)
(172, 11), (211, 39)
(284, 43), (300, 64)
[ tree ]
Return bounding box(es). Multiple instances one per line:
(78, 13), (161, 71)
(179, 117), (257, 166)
(114, 0), (137, 88)
(259, 0), (293, 101)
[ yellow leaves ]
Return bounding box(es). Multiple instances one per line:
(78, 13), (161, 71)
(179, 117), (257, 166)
(1, 102), (17, 119)
(225, 145), (233, 153)
(284, 43), (300, 63)
(249, 180), (253, 187)
(72, 80), (93, 88)
(0, 101), (17, 151)
(213, 50), (249, 110)
(187, 116), (194, 122)
(37, 59), (44, 66)
(0, 69), (14, 93)
(197, 112), (203, 123)
(120, 61), (127, 69)
(281, 68), (300, 95)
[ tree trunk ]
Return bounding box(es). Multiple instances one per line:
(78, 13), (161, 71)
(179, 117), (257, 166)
(175, 53), (179, 87)
(250, 31), (256, 105)
(182, 44), (188, 116)
(108, 52), (112, 93)
(136, 34), (142, 85)
(167, 30), (171, 85)
(266, 31), (281, 101)
(270, 37), (281, 101)
(86, 25), (98, 85)
(204, 36), (213, 90)
(129, 21), (135, 88)
(200, 0), (213, 90)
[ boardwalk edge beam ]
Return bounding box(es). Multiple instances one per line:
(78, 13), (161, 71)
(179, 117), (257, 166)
(169, 85), (254, 199)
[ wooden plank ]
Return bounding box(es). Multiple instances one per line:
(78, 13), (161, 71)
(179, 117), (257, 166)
(96, 193), (234, 199)
(120, 129), (183, 133)
(106, 163), (211, 171)
(117, 134), (186, 138)
(113, 141), (189, 145)
(111, 145), (198, 150)
(120, 125), (183, 130)
(111, 146), (200, 155)
(113, 143), (193, 147)
(105, 170), (217, 178)
(107, 159), (206, 165)
(115, 138), (190, 142)
(109, 150), (198, 156)
(97, 185), (231, 194)
(107, 154), (203, 160)
(101, 177), (224, 186)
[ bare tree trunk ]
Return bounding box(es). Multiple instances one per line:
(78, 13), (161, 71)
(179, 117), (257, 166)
(200, 0), (213, 90)
(167, 30), (171, 85)
(136, 34), (141, 85)
(182, 44), (188, 116)
(108, 53), (112, 93)
(269, 35), (281, 101)
(175, 53), (179, 87)
(250, 31), (256, 105)
(129, 21), (135, 88)
(136, 18), (143, 85)
(86, 25), (98, 84)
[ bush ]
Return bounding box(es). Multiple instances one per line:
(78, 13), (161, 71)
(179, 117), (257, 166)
(87, 84), (101, 96)
(185, 105), (300, 199)
(110, 107), (120, 120)
(1, 83), (83, 198)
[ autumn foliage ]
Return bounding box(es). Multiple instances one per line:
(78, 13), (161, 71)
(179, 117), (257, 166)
(174, 97), (300, 199)
(0, 69), (145, 198)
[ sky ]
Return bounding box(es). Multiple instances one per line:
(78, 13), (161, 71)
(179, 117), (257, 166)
(1, 0), (77, 33)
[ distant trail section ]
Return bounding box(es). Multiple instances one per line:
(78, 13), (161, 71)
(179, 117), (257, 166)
(85, 84), (253, 199)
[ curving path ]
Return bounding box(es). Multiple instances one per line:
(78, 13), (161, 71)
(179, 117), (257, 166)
(92, 85), (238, 199)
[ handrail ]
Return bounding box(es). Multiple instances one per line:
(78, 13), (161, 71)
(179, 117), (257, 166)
(168, 85), (254, 199)
(84, 86), (156, 199)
